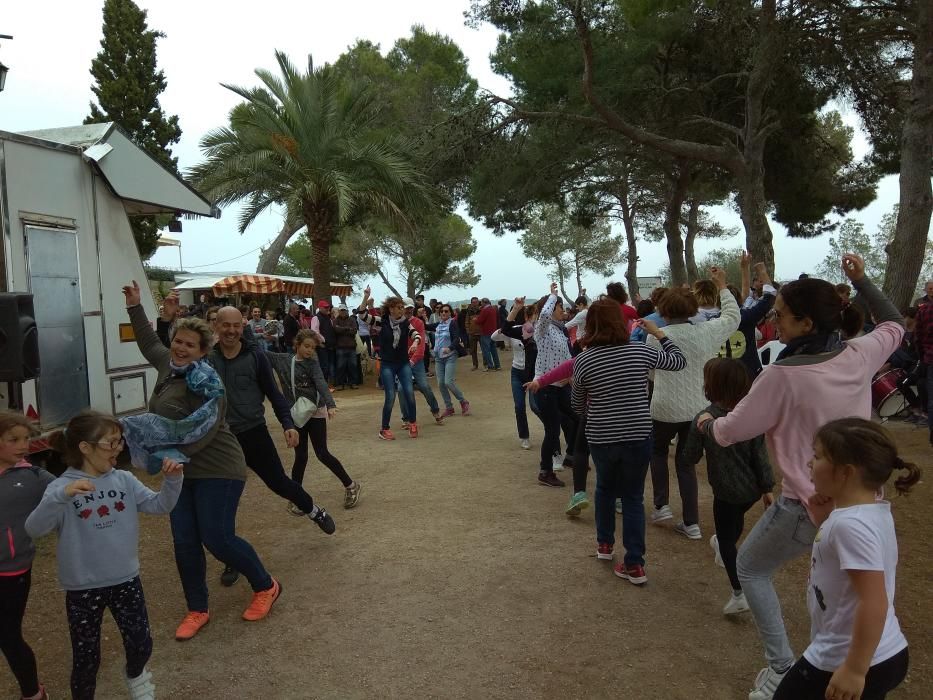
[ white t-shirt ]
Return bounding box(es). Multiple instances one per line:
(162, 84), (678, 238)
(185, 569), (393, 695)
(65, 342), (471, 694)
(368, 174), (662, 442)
(490, 329), (524, 370)
(803, 503), (907, 671)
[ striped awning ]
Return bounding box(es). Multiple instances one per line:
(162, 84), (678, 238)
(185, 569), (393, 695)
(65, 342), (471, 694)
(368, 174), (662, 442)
(212, 274), (284, 296)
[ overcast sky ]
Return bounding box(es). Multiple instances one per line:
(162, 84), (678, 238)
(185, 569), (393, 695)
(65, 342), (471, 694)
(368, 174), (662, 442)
(0, 0), (901, 304)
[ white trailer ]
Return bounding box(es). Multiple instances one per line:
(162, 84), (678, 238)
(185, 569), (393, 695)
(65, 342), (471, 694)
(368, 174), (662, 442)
(0, 123), (217, 448)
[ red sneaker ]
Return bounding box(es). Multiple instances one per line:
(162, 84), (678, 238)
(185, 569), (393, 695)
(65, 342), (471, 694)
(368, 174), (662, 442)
(596, 543), (614, 560)
(378, 429), (395, 441)
(441, 407), (455, 418)
(242, 578), (282, 621)
(408, 422), (419, 438)
(614, 562), (647, 585)
(175, 611), (210, 641)
(460, 400), (472, 416)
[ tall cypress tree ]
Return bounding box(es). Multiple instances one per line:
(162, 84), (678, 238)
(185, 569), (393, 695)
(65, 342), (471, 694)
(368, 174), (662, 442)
(84, 0), (182, 259)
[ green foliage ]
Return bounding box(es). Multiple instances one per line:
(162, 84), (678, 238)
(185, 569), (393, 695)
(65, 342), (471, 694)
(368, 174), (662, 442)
(521, 204), (625, 299)
(816, 208), (931, 298)
(84, 0), (182, 260)
(274, 232), (374, 287)
(660, 246), (745, 288)
(143, 265), (179, 282)
(189, 52), (432, 299)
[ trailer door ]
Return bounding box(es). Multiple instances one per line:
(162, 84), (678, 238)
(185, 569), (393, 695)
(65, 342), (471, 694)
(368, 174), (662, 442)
(25, 225), (90, 426)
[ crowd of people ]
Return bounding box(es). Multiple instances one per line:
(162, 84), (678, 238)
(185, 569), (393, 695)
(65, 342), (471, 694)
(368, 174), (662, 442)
(0, 253), (930, 700)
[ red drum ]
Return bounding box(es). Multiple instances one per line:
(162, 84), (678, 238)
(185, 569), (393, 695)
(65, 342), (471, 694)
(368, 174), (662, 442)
(871, 369), (908, 418)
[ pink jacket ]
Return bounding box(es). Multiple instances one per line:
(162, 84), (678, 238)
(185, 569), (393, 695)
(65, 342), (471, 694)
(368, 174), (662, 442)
(407, 316), (427, 364)
(537, 357), (575, 388)
(710, 322), (904, 516)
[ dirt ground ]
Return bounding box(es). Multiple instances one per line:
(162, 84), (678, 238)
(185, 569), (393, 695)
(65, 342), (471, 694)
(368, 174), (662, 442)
(4, 356), (932, 699)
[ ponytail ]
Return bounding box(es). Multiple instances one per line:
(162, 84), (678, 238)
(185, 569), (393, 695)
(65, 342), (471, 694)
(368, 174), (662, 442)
(892, 457), (922, 496)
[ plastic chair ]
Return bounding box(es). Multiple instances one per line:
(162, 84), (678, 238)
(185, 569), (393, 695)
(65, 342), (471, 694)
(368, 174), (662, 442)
(758, 340), (786, 368)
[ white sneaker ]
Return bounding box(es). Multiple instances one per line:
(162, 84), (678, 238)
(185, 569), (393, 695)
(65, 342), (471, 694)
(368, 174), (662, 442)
(615, 498), (623, 514)
(126, 667), (155, 700)
(650, 505), (673, 523)
(748, 666), (788, 700)
(520, 439), (531, 450)
(674, 521), (702, 539)
(710, 534), (725, 567)
(552, 453), (566, 471)
(723, 592), (750, 615)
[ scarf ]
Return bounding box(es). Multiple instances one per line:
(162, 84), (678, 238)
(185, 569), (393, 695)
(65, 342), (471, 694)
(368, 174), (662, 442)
(775, 332), (843, 362)
(389, 316), (403, 349)
(120, 359), (224, 474)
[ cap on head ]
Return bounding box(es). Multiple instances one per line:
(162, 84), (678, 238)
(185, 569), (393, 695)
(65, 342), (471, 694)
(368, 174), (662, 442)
(317, 300), (331, 310)
(403, 297), (416, 309)
(337, 304), (348, 311)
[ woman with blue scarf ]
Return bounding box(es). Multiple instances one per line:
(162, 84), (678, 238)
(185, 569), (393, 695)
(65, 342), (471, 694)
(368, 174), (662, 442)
(121, 281), (281, 642)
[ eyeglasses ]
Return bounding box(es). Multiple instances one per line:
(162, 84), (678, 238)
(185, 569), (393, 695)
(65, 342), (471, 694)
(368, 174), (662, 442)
(94, 438), (125, 450)
(773, 309), (802, 322)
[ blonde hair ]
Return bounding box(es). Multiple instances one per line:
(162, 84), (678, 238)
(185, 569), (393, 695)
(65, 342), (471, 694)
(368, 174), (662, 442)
(173, 317), (214, 350)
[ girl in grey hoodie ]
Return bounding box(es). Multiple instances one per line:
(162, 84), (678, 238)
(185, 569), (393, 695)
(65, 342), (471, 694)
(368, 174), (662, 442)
(0, 411), (53, 700)
(25, 412), (183, 700)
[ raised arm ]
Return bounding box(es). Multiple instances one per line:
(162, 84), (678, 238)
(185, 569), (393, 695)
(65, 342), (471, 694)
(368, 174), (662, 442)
(534, 284), (559, 340)
(122, 281), (170, 369)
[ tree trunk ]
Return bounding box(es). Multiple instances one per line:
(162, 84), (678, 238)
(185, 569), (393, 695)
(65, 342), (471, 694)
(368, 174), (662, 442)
(304, 203), (336, 307)
(736, 0), (779, 274)
(256, 219), (304, 274)
(883, 0), (933, 310)
(664, 165), (691, 287)
(574, 255), (584, 299)
(555, 257), (571, 303)
(685, 198), (701, 284)
(617, 182), (640, 301)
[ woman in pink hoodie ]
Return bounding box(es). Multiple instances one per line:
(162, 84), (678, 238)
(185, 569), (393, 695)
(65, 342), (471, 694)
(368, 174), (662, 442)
(697, 254), (904, 700)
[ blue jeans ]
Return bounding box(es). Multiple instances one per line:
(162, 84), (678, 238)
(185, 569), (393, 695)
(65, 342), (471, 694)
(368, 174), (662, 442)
(380, 361), (416, 429)
(435, 354), (465, 408)
(336, 348), (357, 386)
(410, 360), (440, 415)
(510, 367), (530, 439)
(479, 334), (500, 369)
(737, 496), (816, 671)
(170, 478), (273, 612)
(590, 438), (652, 566)
(316, 347), (336, 383)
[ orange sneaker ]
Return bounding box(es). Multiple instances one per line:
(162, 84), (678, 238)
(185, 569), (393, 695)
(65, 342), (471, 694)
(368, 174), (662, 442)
(242, 578), (282, 621)
(175, 611), (210, 641)
(408, 422), (419, 438)
(378, 429), (395, 440)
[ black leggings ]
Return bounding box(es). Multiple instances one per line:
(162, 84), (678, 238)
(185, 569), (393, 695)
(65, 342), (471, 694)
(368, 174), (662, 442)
(66, 576), (152, 700)
(712, 497), (757, 591)
(774, 647), (909, 700)
(650, 420), (698, 525)
(292, 417), (353, 488)
(0, 570), (39, 697)
(236, 425), (316, 513)
(537, 385), (578, 473)
(572, 413), (590, 493)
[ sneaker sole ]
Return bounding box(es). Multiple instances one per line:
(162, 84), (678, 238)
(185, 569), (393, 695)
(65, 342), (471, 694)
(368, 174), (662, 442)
(596, 550), (613, 561)
(651, 512), (673, 524)
(676, 528), (703, 540)
(538, 479), (564, 488)
(614, 569), (648, 585)
(566, 500), (590, 517)
(723, 604), (750, 616)
(378, 433), (395, 441)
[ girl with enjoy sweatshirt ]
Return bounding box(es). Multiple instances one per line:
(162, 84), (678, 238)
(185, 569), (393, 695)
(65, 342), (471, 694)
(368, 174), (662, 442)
(0, 412), (53, 700)
(25, 411), (183, 700)
(697, 254), (904, 700)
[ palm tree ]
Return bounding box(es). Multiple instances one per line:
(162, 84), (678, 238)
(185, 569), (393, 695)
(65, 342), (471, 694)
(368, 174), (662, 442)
(188, 51), (430, 301)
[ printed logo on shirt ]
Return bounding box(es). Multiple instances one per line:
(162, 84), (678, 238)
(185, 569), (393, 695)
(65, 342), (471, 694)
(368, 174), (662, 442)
(71, 489), (128, 530)
(718, 330), (748, 360)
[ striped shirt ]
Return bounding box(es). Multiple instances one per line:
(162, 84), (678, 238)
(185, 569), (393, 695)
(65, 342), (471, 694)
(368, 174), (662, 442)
(571, 338), (686, 445)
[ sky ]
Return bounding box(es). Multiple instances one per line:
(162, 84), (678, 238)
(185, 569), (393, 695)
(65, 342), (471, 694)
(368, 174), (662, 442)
(0, 0), (903, 305)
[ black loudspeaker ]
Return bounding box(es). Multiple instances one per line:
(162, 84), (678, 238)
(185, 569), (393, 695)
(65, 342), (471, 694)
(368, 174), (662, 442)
(0, 293), (40, 381)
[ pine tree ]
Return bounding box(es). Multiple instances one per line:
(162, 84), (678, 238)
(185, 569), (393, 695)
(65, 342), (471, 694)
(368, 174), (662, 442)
(84, 0), (182, 259)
